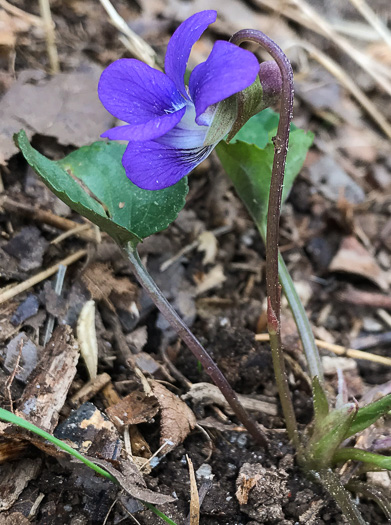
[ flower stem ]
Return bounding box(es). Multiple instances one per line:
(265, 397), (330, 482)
(231, 30), (299, 447)
(125, 243), (268, 447)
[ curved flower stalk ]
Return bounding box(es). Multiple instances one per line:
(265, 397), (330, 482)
(98, 10), (281, 190)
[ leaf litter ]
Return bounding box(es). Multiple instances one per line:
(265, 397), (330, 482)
(0, 0), (391, 523)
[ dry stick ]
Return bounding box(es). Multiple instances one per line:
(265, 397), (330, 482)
(0, 249), (87, 305)
(38, 0), (59, 74)
(288, 40), (391, 140)
(255, 333), (391, 368)
(231, 30), (299, 448)
(1, 197), (98, 242)
(99, 0), (157, 67)
(0, 0), (44, 26)
(347, 0), (391, 50)
(125, 245), (268, 447)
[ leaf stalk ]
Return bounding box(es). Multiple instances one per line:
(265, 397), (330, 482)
(125, 243), (268, 447)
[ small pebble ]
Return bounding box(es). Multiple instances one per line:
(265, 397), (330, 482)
(196, 463), (214, 481)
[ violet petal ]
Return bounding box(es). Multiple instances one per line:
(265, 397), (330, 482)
(98, 59), (186, 141)
(122, 140), (214, 190)
(165, 10), (217, 99)
(189, 40), (260, 121)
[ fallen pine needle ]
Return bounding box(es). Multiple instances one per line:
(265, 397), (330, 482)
(38, 0), (59, 74)
(187, 455), (200, 525)
(0, 249), (87, 305)
(255, 333), (391, 367)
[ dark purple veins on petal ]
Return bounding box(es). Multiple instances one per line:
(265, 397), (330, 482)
(122, 140), (214, 190)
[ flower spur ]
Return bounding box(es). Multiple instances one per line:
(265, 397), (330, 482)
(99, 10), (275, 190)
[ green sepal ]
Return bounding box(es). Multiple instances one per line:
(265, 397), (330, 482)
(204, 95), (238, 146)
(227, 76), (264, 142)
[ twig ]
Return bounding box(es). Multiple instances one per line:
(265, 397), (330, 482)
(98, 0), (157, 67)
(255, 333), (391, 367)
(38, 0), (59, 74)
(51, 223), (93, 245)
(69, 373), (111, 408)
(347, 0), (391, 50)
(160, 225), (230, 272)
(0, 249), (87, 305)
(5, 338), (24, 412)
(0, 0), (44, 27)
(0, 197), (98, 242)
(337, 287), (391, 310)
(43, 264), (66, 346)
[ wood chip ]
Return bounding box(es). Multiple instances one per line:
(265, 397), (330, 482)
(69, 372), (112, 409)
(0, 458), (41, 511)
(16, 325), (79, 432)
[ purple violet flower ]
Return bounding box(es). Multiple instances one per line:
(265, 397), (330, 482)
(98, 10), (261, 190)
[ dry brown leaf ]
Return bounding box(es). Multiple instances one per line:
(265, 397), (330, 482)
(0, 65), (112, 164)
(82, 262), (138, 311)
(150, 380), (197, 451)
(91, 457), (175, 505)
(329, 236), (389, 290)
(106, 390), (159, 429)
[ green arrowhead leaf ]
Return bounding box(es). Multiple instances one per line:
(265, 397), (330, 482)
(15, 132), (188, 245)
(344, 393), (391, 439)
(216, 109), (313, 236)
